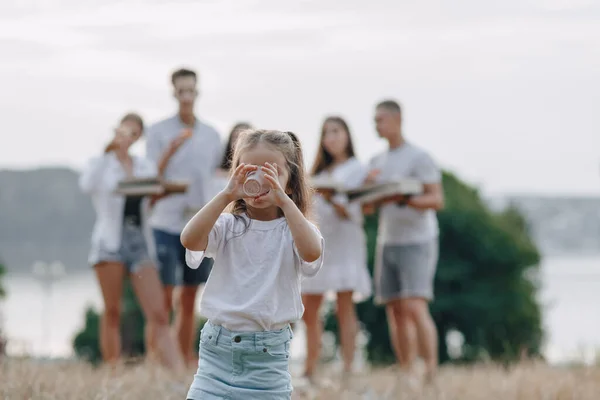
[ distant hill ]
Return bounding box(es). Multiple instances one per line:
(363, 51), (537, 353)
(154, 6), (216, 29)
(0, 168), (94, 274)
(0, 168), (598, 274)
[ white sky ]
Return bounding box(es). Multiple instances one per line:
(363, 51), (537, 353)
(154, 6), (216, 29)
(1, 0), (599, 196)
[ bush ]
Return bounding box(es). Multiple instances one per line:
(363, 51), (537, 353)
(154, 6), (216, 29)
(73, 279), (207, 364)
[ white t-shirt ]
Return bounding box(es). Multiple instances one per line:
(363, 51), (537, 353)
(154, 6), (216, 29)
(369, 142), (442, 245)
(186, 213), (324, 332)
(145, 115), (223, 234)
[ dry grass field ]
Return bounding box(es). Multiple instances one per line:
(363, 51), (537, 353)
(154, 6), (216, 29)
(1, 359), (599, 399)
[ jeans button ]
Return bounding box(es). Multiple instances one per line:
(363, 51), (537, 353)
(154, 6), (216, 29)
(234, 336), (241, 343)
(263, 348), (267, 353)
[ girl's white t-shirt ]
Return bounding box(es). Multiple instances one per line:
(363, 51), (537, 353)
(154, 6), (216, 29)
(186, 213), (324, 332)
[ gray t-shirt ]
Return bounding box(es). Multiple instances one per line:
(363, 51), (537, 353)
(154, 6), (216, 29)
(146, 115), (222, 234)
(369, 142), (441, 245)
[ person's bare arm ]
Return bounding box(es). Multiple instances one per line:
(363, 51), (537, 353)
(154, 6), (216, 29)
(260, 162), (323, 263)
(280, 197), (323, 262)
(331, 202), (350, 219)
(180, 163), (255, 250)
(80, 136), (126, 194)
(180, 191), (231, 251)
(157, 129), (192, 177)
(318, 189), (350, 220)
(406, 182), (444, 210)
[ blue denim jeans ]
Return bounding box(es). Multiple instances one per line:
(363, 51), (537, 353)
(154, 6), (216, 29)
(186, 321), (294, 400)
(152, 229), (213, 286)
(89, 221), (153, 273)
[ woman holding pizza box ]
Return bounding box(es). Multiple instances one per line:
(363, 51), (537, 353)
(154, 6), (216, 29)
(301, 116), (372, 384)
(79, 112), (184, 372)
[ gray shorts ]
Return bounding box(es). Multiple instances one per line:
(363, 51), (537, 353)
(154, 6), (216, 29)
(374, 240), (438, 304)
(89, 222), (154, 274)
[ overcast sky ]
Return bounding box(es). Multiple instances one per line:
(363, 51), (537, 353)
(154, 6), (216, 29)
(1, 0), (598, 196)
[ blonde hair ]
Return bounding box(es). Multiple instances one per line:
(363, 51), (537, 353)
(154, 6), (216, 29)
(227, 129), (313, 219)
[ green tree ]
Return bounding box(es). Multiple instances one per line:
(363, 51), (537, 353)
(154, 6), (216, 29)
(325, 171), (543, 365)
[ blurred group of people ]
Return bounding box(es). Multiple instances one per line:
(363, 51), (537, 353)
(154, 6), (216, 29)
(79, 66), (444, 387)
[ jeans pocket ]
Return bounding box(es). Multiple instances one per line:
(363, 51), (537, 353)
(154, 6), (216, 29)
(264, 341), (290, 359)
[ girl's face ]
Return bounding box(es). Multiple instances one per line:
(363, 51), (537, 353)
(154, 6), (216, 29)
(322, 121), (349, 160)
(239, 143), (290, 210)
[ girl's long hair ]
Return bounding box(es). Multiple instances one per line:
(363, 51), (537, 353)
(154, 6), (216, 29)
(219, 122), (253, 170)
(310, 116), (356, 176)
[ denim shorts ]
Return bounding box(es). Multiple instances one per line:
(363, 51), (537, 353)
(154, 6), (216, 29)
(89, 221), (153, 273)
(186, 321), (294, 400)
(153, 229), (213, 286)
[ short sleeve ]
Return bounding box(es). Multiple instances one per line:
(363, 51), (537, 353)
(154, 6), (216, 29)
(414, 152), (441, 184)
(185, 213), (230, 269)
(145, 124), (163, 163)
(293, 222), (325, 278)
(211, 128), (224, 171)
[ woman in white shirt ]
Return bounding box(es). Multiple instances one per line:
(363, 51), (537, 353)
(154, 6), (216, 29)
(301, 116), (372, 382)
(79, 113), (183, 372)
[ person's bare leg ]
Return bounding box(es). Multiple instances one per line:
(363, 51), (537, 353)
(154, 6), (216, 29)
(94, 262), (125, 367)
(386, 306), (402, 364)
(335, 291), (357, 374)
(392, 300), (418, 371)
(405, 298), (438, 380)
(163, 285), (174, 314)
(147, 284), (174, 363)
(175, 285), (198, 365)
(144, 323), (155, 363)
(130, 265), (185, 373)
(301, 294), (324, 379)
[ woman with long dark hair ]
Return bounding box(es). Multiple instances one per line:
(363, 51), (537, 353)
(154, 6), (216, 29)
(219, 122), (252, 171)
(79, 113), (184, 372)
(209, 122), (253, 198)
(301, 116), (372, 383)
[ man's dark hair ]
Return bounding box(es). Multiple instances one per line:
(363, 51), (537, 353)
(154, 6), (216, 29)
(376, 99), (402, 115)
(171, 68), (197, 85)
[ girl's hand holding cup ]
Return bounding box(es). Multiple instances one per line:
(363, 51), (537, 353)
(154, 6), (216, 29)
(256, 162), (288, 208)
(223, 163), (258, 202)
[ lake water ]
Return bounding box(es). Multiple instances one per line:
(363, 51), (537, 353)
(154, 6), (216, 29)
(2, 255), (599, 364)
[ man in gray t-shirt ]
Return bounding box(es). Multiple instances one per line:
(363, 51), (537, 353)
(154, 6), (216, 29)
(365, 99), (444, 381)
(145, 68), (222, 365)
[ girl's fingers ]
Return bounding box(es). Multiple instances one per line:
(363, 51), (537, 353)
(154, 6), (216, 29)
(263, 173), (278, 188)
(235, 164), (255, 179)
(233, 163), (246, 176)
(263, 163), (277, 178)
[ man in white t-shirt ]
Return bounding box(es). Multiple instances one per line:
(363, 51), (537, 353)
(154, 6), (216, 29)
(146, 67), (222, 364)
(365, 99), (444, 381)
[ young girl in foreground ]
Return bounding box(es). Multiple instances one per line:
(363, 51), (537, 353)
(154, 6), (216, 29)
(180, 129), (324, 399)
